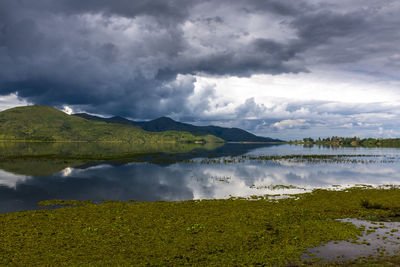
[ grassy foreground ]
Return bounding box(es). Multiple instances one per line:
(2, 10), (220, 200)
(1, 188), (400, 266)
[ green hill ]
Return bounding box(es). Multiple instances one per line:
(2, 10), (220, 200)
(0, 105), (223, 143)
(74, 114), (283, 143)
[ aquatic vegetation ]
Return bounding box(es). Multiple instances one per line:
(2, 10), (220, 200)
(211, 175), (232, 183)
(2, 188), (400, 265)
(360, 199), (386, 210)
(250, 184), (305, 190)
(196, 154), (393, 165)
(305, 218), (400, 264)
(0, 142), (395, 177)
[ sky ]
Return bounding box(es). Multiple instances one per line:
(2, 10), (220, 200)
(1, 0), (400, 140)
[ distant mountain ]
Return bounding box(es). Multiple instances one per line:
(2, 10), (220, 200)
(73, 113), (282, 142)
(73, 113), (137, 127)
(0, 105), (223, 144)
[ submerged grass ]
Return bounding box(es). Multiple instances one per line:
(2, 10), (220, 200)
(1, 188), (400, 265)
(0, 150), (394, 177)
(197, 154), (395, 165)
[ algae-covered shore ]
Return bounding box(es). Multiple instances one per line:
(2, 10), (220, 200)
(1, 188), (400, 266)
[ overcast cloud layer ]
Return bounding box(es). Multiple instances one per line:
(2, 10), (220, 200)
(1, 0), (400, 139)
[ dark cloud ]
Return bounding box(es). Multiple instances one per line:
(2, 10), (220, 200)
(0, 0), (399, 119)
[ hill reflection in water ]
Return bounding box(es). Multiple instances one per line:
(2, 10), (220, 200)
(1, 143), (400, 213)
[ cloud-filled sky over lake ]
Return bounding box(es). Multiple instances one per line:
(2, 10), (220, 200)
(1, 0), (400, 139)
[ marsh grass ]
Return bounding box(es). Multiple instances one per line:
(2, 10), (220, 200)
(250, 184), (304, 190)
(360, 199), (386, 210)
(196, 154), (393, 165)
(2, 188), (400, 265)
(0, 146), (393, 177)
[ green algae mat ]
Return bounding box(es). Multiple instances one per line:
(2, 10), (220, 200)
(1, 188), (400, 266)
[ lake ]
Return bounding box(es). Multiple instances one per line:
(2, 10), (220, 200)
(1, 142), (400, 213)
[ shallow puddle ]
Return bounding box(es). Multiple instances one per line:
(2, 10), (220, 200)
(304, 218), (400, 262)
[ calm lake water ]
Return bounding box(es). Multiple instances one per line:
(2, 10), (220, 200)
(1, 143), (400, 213)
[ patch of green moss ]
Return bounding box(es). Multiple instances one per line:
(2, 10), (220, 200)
(1, 188), (400, 265)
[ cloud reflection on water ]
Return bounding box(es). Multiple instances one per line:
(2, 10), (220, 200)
(1, 152), (400, 213)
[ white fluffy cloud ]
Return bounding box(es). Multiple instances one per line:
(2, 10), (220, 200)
(0, 94), (29, 111)
(189, 70), (400, 139)
(272, 119), (310, 130)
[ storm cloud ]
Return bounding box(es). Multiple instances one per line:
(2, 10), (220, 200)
(1, 0), (400, 137)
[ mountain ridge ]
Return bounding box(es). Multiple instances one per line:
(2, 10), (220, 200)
(0, 105), (223, 144)
(73, 113), (282, 142)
